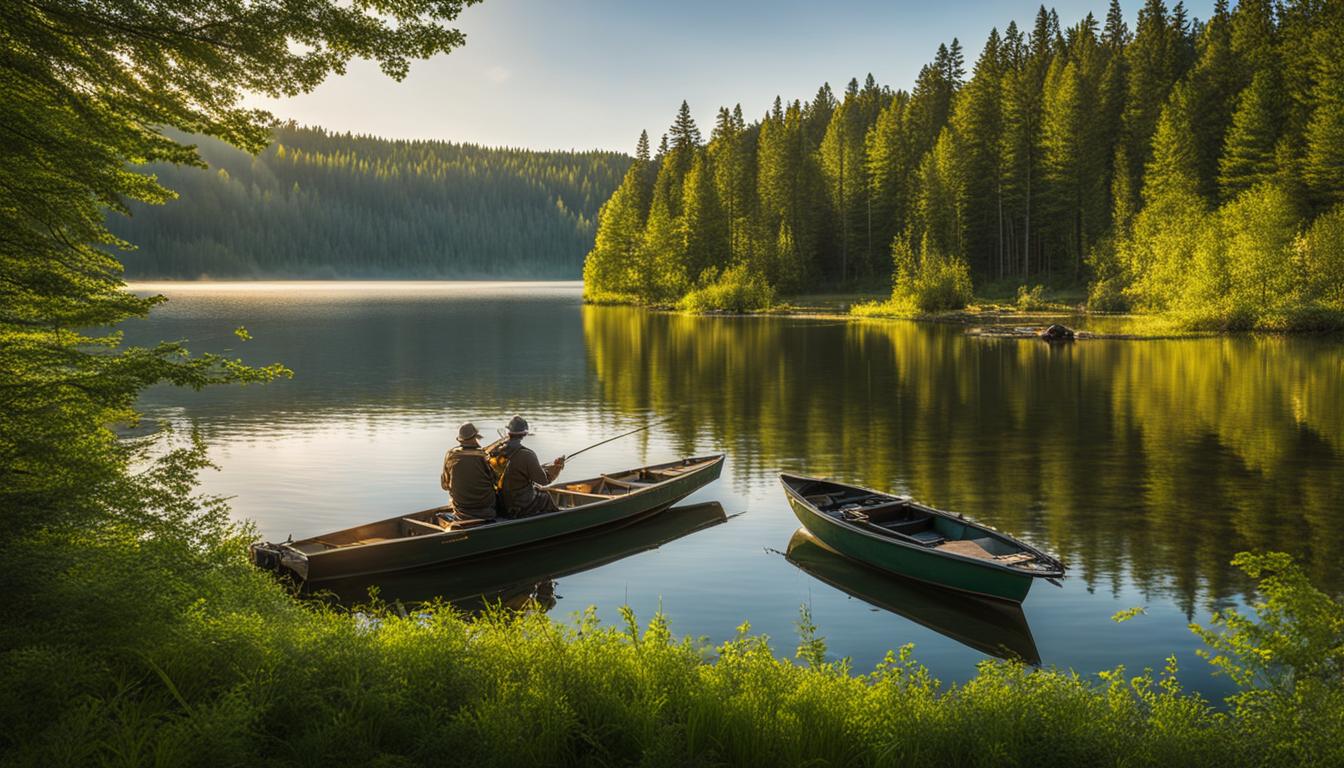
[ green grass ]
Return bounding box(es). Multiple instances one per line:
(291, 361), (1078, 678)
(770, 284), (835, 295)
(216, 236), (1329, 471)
(4, 443), (1343, 767)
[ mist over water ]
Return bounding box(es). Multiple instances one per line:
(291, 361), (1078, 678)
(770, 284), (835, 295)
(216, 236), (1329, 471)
(123, 281), (1344, 698)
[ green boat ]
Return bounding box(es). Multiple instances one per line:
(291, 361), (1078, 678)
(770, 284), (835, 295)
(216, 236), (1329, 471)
(780, 474), (1064, 603)
(785, 529), (1040, 664)
(316, 501), (729, 608)
(251, 454), (724, 583)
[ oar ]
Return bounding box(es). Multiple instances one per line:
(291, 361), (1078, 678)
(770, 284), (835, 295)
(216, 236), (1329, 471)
(564, 418), (669, 462)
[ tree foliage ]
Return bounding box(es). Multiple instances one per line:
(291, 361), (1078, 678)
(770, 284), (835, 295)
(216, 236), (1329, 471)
(585, 1), (1344, 327)
(110, 126), (628, 278)
(0, 0), (477, 530)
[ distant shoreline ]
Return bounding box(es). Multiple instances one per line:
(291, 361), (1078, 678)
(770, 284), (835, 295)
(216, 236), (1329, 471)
(126, 279), (584, 290)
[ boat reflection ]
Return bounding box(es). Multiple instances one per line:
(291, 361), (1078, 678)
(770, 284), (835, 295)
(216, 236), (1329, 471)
(785, 528), (1041, 665)
(313, 501), (729, 610)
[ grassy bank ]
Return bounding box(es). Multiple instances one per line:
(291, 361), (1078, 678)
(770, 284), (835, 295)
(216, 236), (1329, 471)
(4, 444), (1343, 766)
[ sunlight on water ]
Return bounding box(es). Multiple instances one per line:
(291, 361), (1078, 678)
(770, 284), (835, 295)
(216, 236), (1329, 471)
(121, 281), (1344, 697)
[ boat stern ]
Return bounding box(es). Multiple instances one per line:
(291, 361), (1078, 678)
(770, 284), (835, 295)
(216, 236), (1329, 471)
(249, 541), (310, 581)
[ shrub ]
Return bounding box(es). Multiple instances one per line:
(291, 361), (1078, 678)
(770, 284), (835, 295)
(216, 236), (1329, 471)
(1015, 284), (1049, 311)
(7, 435), (1344, 766)
(889, 239), (974, 314)
(677, 264), (775, 313)
(1299, 204), (1344, 308)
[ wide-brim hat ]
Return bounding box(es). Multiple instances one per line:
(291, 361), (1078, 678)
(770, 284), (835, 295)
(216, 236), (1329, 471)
(505, 415), (532, 436)
(456, 422), (484, 442)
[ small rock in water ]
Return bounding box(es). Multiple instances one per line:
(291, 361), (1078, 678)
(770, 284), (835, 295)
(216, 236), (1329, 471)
(1038, 324), (1075, 342)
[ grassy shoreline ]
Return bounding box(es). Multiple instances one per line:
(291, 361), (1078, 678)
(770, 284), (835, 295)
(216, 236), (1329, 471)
(7, 496), (1342, 767)
(588, 289), (1344, 337)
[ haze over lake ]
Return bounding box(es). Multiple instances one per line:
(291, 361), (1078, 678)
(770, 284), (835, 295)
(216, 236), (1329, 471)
(123, 281), (1344, 698)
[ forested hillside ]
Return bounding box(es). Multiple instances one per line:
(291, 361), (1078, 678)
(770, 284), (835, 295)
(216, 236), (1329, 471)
(112, 125), (629, 278)
(584, 0), (1344, 328)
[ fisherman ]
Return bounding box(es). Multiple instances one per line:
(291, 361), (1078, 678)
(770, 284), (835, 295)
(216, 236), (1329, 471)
(492, 415), (565, 519)
(440, 422), (499, 521)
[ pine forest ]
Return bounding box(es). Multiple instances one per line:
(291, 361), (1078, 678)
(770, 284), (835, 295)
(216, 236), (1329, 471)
(583, 0), (1344, 328)
(112, 125), (629, 279)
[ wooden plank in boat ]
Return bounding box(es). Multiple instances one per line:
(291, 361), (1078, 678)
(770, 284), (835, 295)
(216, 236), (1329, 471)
(936, 539), (996, 560)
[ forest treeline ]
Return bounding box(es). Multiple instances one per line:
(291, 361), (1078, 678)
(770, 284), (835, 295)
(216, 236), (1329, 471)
(583, 0), (1344, 327)
(112, 125), (628, 278)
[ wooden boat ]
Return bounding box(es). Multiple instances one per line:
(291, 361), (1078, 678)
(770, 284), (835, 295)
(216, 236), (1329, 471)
(316, 501), (729, 607)
(780, 474), (1064, 603)
(251, 455), (724, 582)
(785, 529), (1040, 664)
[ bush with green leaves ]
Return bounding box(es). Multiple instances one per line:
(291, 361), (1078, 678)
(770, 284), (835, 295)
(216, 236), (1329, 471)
(1015, 284), (1049, 311)
(677, 264), (776, 312)
(857, 238), (974, 317)
(5, 446), (1343, 768)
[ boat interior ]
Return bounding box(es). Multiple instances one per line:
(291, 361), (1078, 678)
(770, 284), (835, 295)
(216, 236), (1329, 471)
(289, 457), (719, 554)
(792, 479), (1040, 568)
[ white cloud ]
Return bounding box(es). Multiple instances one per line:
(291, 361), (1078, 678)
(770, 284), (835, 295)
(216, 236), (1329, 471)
(485, 65), (512, 83)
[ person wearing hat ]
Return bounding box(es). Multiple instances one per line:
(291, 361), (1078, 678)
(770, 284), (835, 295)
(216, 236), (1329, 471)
(440, 422), (499, 521)
(492, 414), (565, 519)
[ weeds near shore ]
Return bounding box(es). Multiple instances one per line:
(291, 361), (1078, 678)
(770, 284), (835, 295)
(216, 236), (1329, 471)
(3, 445), (1342, 766)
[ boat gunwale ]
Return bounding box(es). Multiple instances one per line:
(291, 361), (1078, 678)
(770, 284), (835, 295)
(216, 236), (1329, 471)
(779, 472), (1064, 579)
(298, 454), (726, 558)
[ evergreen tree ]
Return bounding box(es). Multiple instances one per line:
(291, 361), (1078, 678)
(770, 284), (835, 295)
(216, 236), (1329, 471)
(709, 106), (752, 263)
(1000, 8), (1054, 277)
(951, 29), (1007, 276)
(803, 84), (837, 146)
(1042, 18), (1107, 276)
(1219, 70), (1284, 200)
(635, 130), (651, 163)
(1184, 0), (1243, 200)
(682, 150), (728, 282)
(670, 101), (703, 150)
(1304, 5), (1344, 207)
(1102, 0), (1131, 48)
(820, 97), (868, 281)
(865, 92), (912, 277)
(1123, 82), (1208, 311)
(1115, 0), (1185, 230)
(585, 132), (654, 300)
(916, 128), (962, 258)
(637, 154), (689, 301)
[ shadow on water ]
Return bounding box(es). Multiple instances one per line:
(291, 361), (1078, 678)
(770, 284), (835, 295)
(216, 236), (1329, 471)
(785, 528), (1041, 665)
(312, 501), (729, 610)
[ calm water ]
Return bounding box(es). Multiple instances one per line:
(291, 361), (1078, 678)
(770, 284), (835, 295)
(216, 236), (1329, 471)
(122, 281), (1344, 699)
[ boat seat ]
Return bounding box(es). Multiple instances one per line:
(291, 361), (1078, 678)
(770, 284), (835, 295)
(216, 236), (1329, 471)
(657, 466), (694, 475)
(402, 517), (444, 534)
(443, 518), (488, 531)
(938, 538), (1030, 562)
(908, 529), (945, 546)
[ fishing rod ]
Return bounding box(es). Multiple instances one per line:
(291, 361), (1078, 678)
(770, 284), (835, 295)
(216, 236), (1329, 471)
(564, 417), (671, 462)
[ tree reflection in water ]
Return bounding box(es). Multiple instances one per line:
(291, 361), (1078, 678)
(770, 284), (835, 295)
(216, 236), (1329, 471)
(583, 306), (1344, 609)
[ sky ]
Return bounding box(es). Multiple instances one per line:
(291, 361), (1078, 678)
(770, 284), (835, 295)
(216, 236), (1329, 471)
(250, 0), (1218, 154)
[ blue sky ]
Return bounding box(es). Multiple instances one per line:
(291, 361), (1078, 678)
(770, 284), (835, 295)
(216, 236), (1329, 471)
(252, 0), (1217, 153)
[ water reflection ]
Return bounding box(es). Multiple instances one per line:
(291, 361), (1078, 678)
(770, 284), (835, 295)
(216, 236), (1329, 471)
(121, 282), (596, 429)
(786, 529), (1040, 664)
(583, 306), (1344, 606)
(314, 502), (729, 609)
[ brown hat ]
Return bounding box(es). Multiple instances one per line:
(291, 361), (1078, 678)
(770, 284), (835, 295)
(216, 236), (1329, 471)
(456, 422), (483, 443)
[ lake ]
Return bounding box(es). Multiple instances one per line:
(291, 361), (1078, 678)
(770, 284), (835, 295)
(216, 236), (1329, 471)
(122, 281), (1344, 699)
